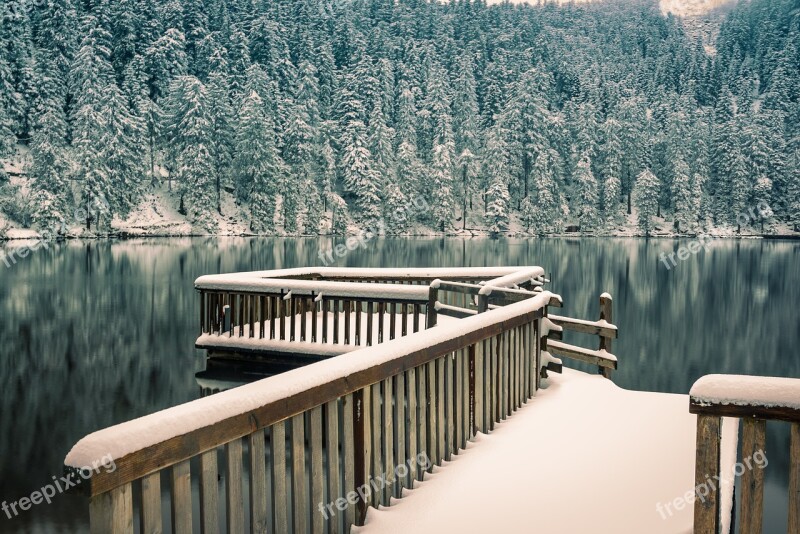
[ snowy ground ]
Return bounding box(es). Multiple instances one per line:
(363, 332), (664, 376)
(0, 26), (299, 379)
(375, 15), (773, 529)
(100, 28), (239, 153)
(354, 369), (725, 534)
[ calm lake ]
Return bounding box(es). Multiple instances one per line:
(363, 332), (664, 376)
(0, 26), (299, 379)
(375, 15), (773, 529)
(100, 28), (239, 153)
(0, 237), (797, 533)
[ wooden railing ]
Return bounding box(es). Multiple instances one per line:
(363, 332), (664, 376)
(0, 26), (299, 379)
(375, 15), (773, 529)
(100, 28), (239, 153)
(543, 292), (618, 378)
(65, 289), (559, 533)
(195, 267), (549, 356)
(689, 374), (800, 534)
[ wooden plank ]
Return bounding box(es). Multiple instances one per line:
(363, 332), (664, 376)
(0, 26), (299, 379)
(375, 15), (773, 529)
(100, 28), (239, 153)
(469, 344), (476, 439)
(250, 432), (268, 534)
(547, 340), (618, 370)
(402, 304), (408, 337)
(394, 372), (406, 497)
(417, 365), (427, 479)
(740, 418), (766, 534)
(371, 382), (382, 507)
(413, 303), (421, 333)
(355, 301), (362, 345)
(383, 377), (394, 505)
(427, 360), (438, 465)
(689, 401), (800, 425)
(433, 281), (483, 295)
(321, 299), (328, 343)
(435, 304), (477, 319)
(311, 296), (318, 343)
(171, 460), (192, 534)
(279, 294), (286, 341)
(343, 394), (355, 529)
(226, 439), (244, 533)
(548, 314), (618, 339)
(290, 297), (297, 341)
(272, 422), (288, 533)
(693, 415), (721, 534)
(326, 400), (341, 534)
(366, 301), (374, 346)
(344, 300), (351, 345)
(436, 356), (445, 464)
(407, 368), (418, 486)
(89, 483), (133, 534)
(269, 296), (276, 340)
(790, 423), (800, 534)
(140, 471), (162, 534)
(389, 303), (397, 341)
(199, 450), (219, 534)
(426, 287), (439, 322)
(462, 348), (469, 445)
(291, 414), (307, 534)
(310, 406), (324, 534)
(455, 350), (462, 451)
(333, 299), (340, 344)
(378, 302), (385, 344)
(445, 353), (454, 460)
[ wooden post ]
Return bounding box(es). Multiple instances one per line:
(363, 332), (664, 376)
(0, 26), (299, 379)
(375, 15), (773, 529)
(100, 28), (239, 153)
(789, 423), (800, 533)
(477, 294), (489, 314)
(740, 418), (766, 534)
(427, 286), (438, 328)
(90, 484), (133, 534)
(694, 414), (721, 534)
(599, 294), (613, 379)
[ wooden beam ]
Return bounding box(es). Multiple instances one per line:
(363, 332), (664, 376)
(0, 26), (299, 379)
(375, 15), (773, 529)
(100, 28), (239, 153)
(739, 418), (766, 534)
(690, 401), (800, 424)
(548, 314), (618, 339)
(546, 340), (617, 369)
(693, 415), (721, 534)
(789, 423), (800, 534)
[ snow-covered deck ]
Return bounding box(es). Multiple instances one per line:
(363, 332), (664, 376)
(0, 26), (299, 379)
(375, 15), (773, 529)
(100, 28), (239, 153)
(355, 369), (732, 534)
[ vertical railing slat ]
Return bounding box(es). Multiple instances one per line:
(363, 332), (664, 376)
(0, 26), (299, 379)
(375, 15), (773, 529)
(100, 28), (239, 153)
(226, 439), (244, 533)
(693, 414), (721, 534)
(272, 421), (288, 533)
(292, 414), (308, 534)
(343, 394), (356, 529)
(250, 431), (268, 534)
(326, 400), (341, 534)
(383, 377), (394, 505)
(371, 382), (382, 508)
(789, 422), (800, 533)
(90, 483), (133, 534)
(199, 450), (219, 534)
(171, 460), (192, 534)
(141, 471), (162, 534)
(740, 418), (766, 534)
(407, 367), (418, 486)
(394, 371), (406, 497)
(310, 406), (325, 534)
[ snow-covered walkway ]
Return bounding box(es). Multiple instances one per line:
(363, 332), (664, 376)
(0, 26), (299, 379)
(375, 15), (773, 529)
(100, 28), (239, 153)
(355, 369), (703, 534)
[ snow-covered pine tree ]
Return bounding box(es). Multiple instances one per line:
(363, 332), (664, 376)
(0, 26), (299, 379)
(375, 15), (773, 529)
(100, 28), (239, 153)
(485, 175), (510, 235)
(574, 153), (599, 231)
(207, 66), (235, 214)
(98, 82), (146, 217)
(29, 106), (72, 229)
(340, 118), (382, 229)
(163, 75), (217, 230)
(671, 158), (694, 233)
(531, 148), (563, 236)
(632, 169), (661, 236)
(384, 183), (409, 235)
(234, 89), (285, 234)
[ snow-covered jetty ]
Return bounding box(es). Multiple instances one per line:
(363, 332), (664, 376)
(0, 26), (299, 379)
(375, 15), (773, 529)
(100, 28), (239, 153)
(62, 266), (796, 534)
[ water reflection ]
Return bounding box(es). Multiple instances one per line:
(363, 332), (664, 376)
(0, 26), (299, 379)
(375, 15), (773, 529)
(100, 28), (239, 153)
(0, 237), (796, 533)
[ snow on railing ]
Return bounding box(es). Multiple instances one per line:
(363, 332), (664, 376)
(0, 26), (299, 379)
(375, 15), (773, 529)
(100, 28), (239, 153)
(689, 374), (800, 534)
(65, 290), (558, 534)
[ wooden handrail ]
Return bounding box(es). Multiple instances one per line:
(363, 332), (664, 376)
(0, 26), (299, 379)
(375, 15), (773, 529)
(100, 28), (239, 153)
(66, 292), (554, 497)
(689, 374), (800, 534)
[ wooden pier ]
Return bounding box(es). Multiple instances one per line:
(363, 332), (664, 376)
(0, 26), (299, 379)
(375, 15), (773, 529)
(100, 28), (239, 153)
(65, 266), (621, 533)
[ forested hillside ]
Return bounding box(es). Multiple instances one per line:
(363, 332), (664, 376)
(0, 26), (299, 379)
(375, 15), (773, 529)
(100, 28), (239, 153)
(0, 0), (798, 236)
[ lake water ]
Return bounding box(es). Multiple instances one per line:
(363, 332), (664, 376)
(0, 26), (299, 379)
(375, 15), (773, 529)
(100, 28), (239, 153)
(0, 237), (797, 533)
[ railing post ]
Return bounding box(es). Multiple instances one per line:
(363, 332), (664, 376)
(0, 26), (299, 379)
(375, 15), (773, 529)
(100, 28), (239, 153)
(694, 414), (721, 534)
(427, 286), (438, 328)
(740, 418), (766, 533)
(89, 484), (133, 534)
(789, 423), (800, 533)
(599, 293), (613, 379)
(477, 293), (489, 314)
